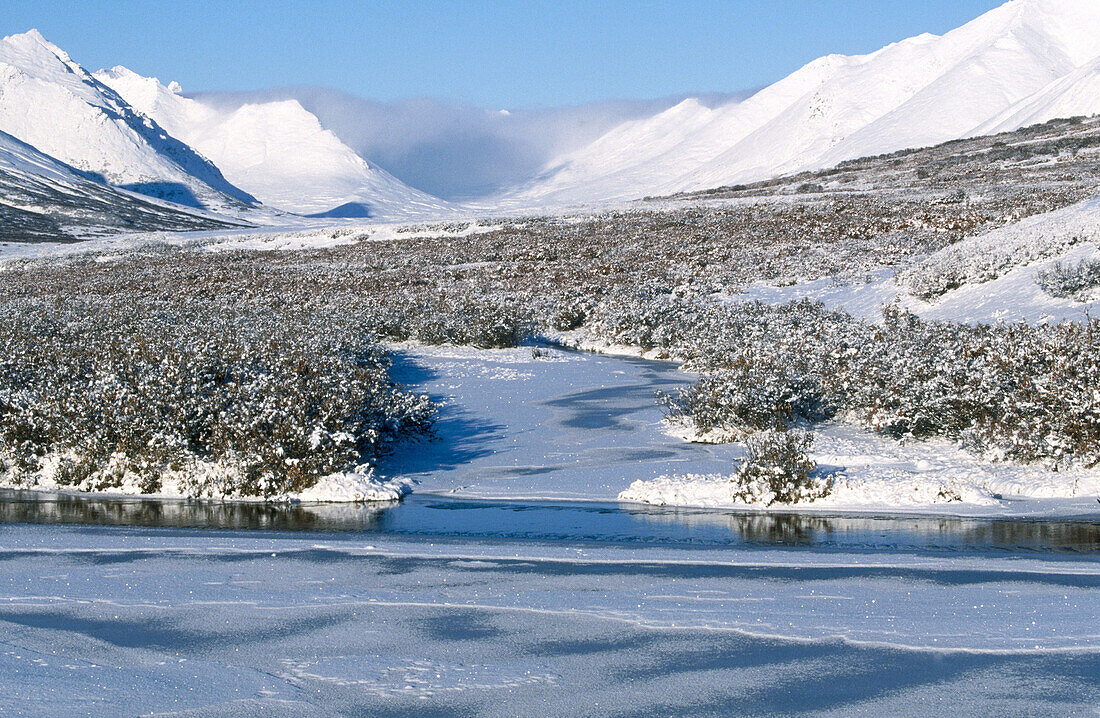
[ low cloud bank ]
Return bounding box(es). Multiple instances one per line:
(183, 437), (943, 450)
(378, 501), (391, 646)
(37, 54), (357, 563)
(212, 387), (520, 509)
(192, 88), (750, 200)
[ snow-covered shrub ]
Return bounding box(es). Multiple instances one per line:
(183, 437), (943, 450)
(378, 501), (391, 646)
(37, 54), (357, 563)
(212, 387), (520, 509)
(548, 293), (594, 332)
(597, 292), (1100, 468)
(842, 305), (988, 439)
(0, 299), (435, 497)
(733, 428), (826, 505)
(587, 287), (697, 357)
(604, 294), (859, 434)
(842, 307), (1100, 466)
(1036, 254), (1100, 299)
(409, 297), (529, 348)
(663, 363), (827, 437)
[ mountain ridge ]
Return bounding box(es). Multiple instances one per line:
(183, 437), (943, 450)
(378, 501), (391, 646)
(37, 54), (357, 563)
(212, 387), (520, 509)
(0, 29), (257, 214)
(94, 66), (450, 218)
(507, 0), (1100, 206)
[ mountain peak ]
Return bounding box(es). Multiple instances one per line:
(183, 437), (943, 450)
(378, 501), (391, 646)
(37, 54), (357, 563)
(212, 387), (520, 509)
(4, 28), (55, 46)
(0, 31), (257, 211)
(97, 64), (141, 81)
(96, 64), (181, 93)
(1, 29), (73, 64)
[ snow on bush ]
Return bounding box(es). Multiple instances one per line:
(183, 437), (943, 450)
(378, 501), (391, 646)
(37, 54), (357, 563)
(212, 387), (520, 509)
(595, 292), (1100, 469)
(362, 296), (530, 349)
(1036, 253), (1100, 299)
(661, 366), (826, 440)
(733, 428), (827, 505)
(0, 299), (435, 499)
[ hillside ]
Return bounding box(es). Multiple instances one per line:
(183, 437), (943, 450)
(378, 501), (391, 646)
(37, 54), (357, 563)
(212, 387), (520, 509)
(508, 0), (1100, 205)
(0, 30), (257, 214)
(667, 114), (1100, 204)
(94, 67), (451, 219)
(0, 130), (243, 242)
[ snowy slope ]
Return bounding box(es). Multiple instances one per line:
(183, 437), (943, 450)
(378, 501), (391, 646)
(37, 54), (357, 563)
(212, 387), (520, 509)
(0, 128), (98, 187)
(0, 30), (256, 214)
(724, 191), (1100, 327)
(975, 54), (1100, 134)
(0, 129), (241, 241)
(510, 0), (1100, 205)
(94, 67), (450, 218)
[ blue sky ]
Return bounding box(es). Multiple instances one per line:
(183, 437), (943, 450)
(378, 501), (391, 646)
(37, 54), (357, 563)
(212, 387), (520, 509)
(4, 0), (1006, 108)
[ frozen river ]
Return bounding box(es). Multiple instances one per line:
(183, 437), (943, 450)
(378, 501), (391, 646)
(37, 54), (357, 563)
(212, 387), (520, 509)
(3, 489), (1099, 553)
(0, 492), (1097, 716)
(1, 344), (1098, 715)
(379, 343), (1100, 516)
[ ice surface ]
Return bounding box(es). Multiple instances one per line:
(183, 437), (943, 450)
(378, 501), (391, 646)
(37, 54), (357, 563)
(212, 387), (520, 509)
(381, 344), (1099, 516)
(0, 523), (1095, 716)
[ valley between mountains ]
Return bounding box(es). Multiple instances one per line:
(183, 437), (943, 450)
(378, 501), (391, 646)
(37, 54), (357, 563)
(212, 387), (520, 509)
(3, 0), (1100, 517)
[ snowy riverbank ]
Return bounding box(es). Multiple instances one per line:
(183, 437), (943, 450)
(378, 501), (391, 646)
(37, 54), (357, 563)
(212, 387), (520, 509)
(385, 343), (1100, 518)
(3, 340), (1097, 516)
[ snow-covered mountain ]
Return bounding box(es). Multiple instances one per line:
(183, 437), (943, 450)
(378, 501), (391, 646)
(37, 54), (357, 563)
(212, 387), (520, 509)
(0, 30), (257, 214)
(975, 53), (1100, 135)
(0, 129), (243, 241)
(8, 0), (1100, 220)
(510, 0), (1100, 205)
(94, 67), (450, 218)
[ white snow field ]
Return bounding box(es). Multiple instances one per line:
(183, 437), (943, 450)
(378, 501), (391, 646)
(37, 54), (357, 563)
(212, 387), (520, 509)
(0, 31), (256, 215)
(1, 1), (1099, 711)
(0, 520), (1096, 716)
(508, 0), (1100, 206)
(976, 52), (1100, 134)
(0, 216), (493, 263)
(94, 67), (452, 219)
(0, 128), (124, 189)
